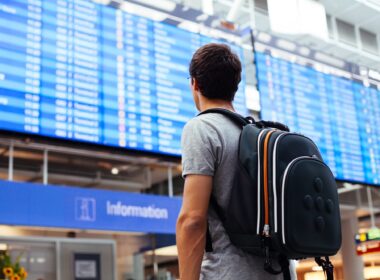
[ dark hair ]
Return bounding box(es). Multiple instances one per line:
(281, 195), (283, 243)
(189, 43), (242, 101)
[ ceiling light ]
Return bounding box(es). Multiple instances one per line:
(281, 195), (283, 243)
(268, 0), (328, 40)
(91, 0), (111, 4)
(145, 245), (178, 256)
(268, 0), (299, 35)
(111, 167), (119, 175)
(37, 257), (46, 263)
(202, 0), (214, 15)
(134, 0), (176, 12)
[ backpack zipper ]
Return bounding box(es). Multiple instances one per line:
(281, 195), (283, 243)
(273, 133), (321, 234)
(263, 130), (275, 237)
(281, 155), (317, 244)
(272, 132), (286, 233)
(256, 129), (268, 235)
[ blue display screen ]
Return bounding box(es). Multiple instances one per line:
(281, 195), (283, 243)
(0, 0), (247, 156)
(256, 50), (380, 185)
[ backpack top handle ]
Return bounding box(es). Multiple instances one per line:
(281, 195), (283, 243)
(257, 120), (290, 132)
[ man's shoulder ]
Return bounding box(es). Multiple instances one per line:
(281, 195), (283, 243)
(184, 113), (229, 129)
(182, 114), (227, 148)
(183, 114), (217, 132)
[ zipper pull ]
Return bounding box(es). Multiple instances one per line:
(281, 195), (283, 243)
(263, 224), (270, 237)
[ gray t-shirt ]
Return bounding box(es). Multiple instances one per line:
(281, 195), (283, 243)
(181, 113), (286, 280)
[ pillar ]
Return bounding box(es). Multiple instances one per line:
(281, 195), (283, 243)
(341, 213), (365, 280)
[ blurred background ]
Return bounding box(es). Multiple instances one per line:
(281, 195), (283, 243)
(0, 0), (379, 279)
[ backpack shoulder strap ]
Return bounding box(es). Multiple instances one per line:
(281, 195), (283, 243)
(198, 108), (290, 132)
(198, 108), (253, 128)
(199, 108), (250, 252)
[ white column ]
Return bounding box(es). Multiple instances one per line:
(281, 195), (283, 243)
(8, 143), (14, 181)
(133, 253), (144, 280)
(43, 149), (48, 185)
(168, 166), (173, 197)
(341, 213), (365, 280)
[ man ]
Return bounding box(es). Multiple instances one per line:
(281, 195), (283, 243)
(176, 44), (285, 279)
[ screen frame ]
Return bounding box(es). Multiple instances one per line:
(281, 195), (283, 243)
(0, 129), (182, 162)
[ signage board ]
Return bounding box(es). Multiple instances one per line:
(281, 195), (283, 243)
(0, 180), (182, 234)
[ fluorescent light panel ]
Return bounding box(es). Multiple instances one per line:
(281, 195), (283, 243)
(145, 245), (178, 256)
(268, 0), (329, 40)
(134, 0), (176, 12)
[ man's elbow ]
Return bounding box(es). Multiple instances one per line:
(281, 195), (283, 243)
(177, 213), (207, 234)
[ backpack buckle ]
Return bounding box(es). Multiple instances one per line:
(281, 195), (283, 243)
(261, 237), (283, 275)
(263, 247), (283, 275)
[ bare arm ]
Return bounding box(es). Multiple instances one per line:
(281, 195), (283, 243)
(176, 175), (213, 280)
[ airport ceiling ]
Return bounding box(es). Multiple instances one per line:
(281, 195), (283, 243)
(176, 0), (380, 70)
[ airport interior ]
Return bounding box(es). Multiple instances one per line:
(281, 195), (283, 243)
(0, 0), (379, 279)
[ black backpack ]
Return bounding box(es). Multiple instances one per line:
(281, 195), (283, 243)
(200, 108), (341, 280)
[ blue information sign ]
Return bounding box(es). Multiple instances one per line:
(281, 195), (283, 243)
(0, 0), (247, 156)
(0, 180), (182, 234)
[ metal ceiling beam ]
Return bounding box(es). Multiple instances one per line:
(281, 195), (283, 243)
(0, 168), (147, 190)
(356, 12), (380, 27)
(359, 0), (380, 12)
(338, 184), (363, 194)
(0, 137), (179, 167)
(334, 2), (361, 17)
(252, 4), (380, 70)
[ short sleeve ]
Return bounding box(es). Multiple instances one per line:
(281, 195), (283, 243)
(181, 118), (222, 177)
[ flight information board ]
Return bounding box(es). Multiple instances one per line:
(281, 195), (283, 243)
(255, 33), (380, 185)
(0, 0), (247, 156)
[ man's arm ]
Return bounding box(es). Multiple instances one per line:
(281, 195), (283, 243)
(176, 174), (213, 280)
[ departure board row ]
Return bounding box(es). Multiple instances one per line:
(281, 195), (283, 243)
(0, 0), (247, 156)
(256, 38), (380, 185)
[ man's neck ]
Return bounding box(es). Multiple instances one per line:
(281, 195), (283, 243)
(199, 98), (235, 112)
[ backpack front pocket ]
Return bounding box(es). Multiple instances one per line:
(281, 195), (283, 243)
(280, 156), (341, 258)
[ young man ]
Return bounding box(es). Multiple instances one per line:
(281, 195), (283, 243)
(176, 44), (285, 279)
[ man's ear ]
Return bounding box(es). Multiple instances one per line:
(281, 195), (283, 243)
(192, 78), (200, 92)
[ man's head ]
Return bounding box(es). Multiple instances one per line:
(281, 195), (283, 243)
(189, 43), (242, 110)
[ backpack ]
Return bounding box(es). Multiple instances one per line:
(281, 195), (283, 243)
(200, 108), (342, 280)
